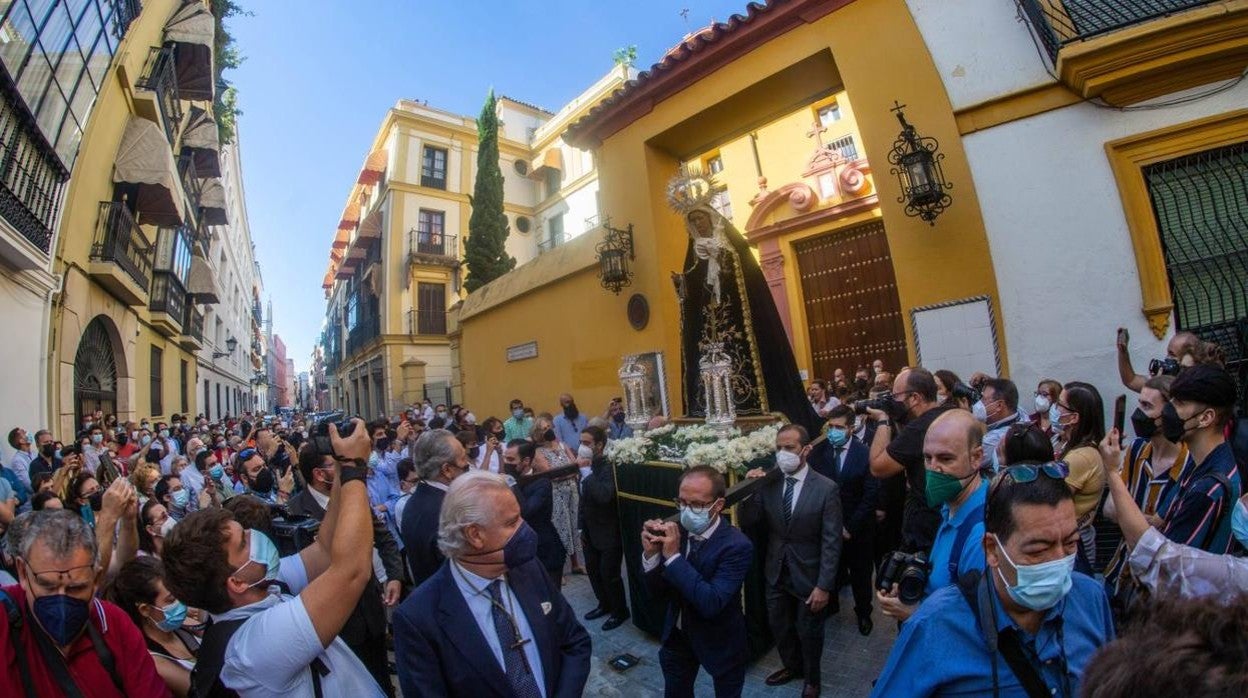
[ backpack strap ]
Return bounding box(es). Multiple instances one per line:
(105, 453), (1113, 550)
(947, 502), (986, 582)
(957, 570), (1053, 698)
(0, 589), (38, 698)
(84, 602), (126, 695)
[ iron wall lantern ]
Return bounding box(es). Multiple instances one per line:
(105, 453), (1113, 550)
(596, 223), (635, 294)
(214, 335), (239, 359)
(887, 101), (952, 225)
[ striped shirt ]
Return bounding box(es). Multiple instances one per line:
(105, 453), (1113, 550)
(1160, 442), (1241, 554)
(1104, 438), (1194, 593)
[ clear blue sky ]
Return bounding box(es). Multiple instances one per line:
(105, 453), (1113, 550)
(231, 0), (747, 371)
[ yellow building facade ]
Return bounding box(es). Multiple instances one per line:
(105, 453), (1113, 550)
(49, 0), (228, 435)
(457, 0), (1003, 417)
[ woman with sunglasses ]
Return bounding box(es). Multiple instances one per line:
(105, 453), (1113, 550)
(1049, 382), (1107, 574)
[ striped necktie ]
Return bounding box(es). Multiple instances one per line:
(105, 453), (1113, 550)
(783, 476), (797, 527)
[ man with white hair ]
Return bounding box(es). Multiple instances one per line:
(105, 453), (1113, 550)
(399, 429), (471, 587)
(394, 471), (592, 697)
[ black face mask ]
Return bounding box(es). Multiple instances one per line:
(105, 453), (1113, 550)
(491, 431), (504, 441)
(543, 428), (556, 443)
(1131, 408), (1158, 440)
(87, 490), (104, 512)
(612, 412), (626, 424)
(468, 446), (481, 459)
(375, 437), (391, 452)
(40, 444), (55, 459)
(563, 404), (579, 421)
(252, 467), (275, 493)
(1161, 403), (1200, 444)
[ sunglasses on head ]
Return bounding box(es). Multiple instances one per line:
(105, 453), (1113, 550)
(985, 460), (1070, 521)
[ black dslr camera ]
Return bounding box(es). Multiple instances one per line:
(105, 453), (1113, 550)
(268, 504), (321, 557)
(1149, 357), (1181, 377)
(877, 550), (930, 605)
(950, 382), (981, 405)
(852, 396), (893, 416)
(309, 413), (354, 458)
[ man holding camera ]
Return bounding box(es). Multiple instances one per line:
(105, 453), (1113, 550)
(642, 466), (753, 697)
(742, 424), (842, 697)
(871, 461), (1114, 697)
(289, 443), (404, 696)
(868, 367), (955, 556)
(877, 410), (987, 623)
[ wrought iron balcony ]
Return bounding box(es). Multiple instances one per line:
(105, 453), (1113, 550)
(180, 304), (204, 350)
(177, 154), (202, 212)
(136, 46), (182, 144)
(149, 271), (187, 337)
(537, 231), (565, 254)
(111, 0), (143, 39)
(407, 308), (448, 335)
(0, 63), (69, 259)
(345, 314), (381, 358)
(1019, 0), (1218, 62)
(90, 201), (153, 305)
(407, 228), (459, 265)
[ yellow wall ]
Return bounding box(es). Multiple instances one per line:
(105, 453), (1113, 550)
(49, 0), (202, 435)
(459, 0), (1005, 417)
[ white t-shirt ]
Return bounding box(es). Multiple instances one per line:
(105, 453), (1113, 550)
(217, 554), (384, 697)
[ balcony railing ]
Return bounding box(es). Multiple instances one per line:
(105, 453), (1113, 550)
(184, 304), (204, 342)
(136, 46), (182, 144)
(408, 228), (458, 262)
(110, 0), (143, 39)
(91, 201), (153, 291)
(1018, 0), (1217, 62)
(150, 272), (187, 331)
(826, 134), (859, 161)
(0, 63), (69, 255)
(537, 231), (564, 254)
(177, 154), (202, 211)
(345, 314), (381, 357)
(407, 308), (448, 335)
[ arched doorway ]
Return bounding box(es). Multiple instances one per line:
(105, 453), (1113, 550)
(74, 317), (118, 428)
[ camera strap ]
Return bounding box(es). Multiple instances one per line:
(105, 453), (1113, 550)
(947, 502), (985, 582)
(957, 571), (1052, 698)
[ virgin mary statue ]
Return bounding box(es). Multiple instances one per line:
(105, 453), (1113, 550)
(669, 170), (819, 433)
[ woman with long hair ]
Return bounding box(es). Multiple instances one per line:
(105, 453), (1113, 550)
(532, 414), (585, 577)
(1051, 381), (1108, 573)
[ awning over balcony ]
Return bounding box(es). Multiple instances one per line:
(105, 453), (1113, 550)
(357, 207), (383, 239)
(357, 149), (388, 185)
(186, 250), (220, 304)
(530, 148), (563, 175)
(113, 117), (187, 227)
(180, 106), (220, 177)
(199, 177), (228, 225)
(164, 1), (215, 101)
(332, 227), (349, 249)
(338, 197), (361, 230)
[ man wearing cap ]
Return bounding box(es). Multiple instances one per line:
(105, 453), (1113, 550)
(1153, 364), (1242, 553)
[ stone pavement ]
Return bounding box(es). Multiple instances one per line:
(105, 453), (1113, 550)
(563, 572), (898, 697)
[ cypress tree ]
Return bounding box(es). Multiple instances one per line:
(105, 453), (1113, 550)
(464, 90), (514, 292)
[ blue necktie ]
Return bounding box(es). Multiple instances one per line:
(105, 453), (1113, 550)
(783, 476), (797, 527)
(487, 580), (542, 698)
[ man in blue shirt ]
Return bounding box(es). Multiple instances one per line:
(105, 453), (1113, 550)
(552, 393), (588, 450)
(878, 410), (987, 622)
(871, 461), (1115, 697)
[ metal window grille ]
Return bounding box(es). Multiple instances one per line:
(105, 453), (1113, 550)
(1144, 140), (1248, 410)
(1017, 0), (1217, 63)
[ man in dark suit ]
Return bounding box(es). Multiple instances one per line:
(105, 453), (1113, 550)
(809, 405), (880, 636)
(394, 471), (592, 697)
(400, 429), (470, 588)
(642, 466), (754, 697)
(742, 424), (843, 698)
(504, 439), (567, 585)
(579, 425), (630, 630)
(288, 444), (405, 696)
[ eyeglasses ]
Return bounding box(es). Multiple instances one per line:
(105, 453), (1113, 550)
(22, 561), (95, 590)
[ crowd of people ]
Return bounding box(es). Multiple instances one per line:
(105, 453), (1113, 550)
(0, 329), (1245, 697)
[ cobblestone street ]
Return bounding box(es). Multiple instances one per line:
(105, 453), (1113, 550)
(560, 571), (898, 697)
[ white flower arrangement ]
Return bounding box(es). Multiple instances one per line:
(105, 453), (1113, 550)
(605, 421), (783, 476)
(604, 436), (654, 466)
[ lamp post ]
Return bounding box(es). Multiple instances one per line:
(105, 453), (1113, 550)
(887, 101), (952, 225)
(213, 335), (238, 359)
(596, 223), (635, 294)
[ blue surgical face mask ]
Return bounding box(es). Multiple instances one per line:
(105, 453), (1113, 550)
(680, 504), (715, 535)
(171, 489), (190, 508)
(992, 534), (1075, 611)
(825, 427), (849, 447)
(1048, 405), (1065, 432)
(150, 600), (188, 632)
(209, 464), (225, 480)
(1232, 499), (1248, 549)
(512, 408), (524, 419)
(233, 530), (281, 589)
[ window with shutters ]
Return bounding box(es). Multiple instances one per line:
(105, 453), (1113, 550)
(150, 346), (163, 416)
(180, 360), (188, 414)
(1144, 141), (1248, 409)
(416, 282), (447, 335)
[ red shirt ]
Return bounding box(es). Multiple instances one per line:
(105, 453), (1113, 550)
(0, 585), (170, 698)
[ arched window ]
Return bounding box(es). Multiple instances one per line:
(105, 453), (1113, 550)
(74, 317), (117, 427)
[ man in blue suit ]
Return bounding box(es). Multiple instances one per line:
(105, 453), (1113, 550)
(505, 439), (567, 585)
(809, 405), (880, 635)
(642, 465), (754, 697)
(394, 471), (592, 697)
(400, 429), (470, 587)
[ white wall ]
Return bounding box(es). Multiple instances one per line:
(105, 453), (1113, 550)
(0, 273), (50, 460)
(963, 80), (1248, 409)
(906, 0), (1053, 109)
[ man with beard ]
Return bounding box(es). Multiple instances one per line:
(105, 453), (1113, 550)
(553, 393), (588, 452)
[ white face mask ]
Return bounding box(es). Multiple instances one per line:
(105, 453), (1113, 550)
(776, 449), (803, 474)
(577, 444), (594, 460)
(1034, 394), (1052, 413)
(972, 400), (989, 423)
(157, 516), (176, 538)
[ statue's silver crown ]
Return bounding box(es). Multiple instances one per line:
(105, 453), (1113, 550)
(665, 168), (721, 215)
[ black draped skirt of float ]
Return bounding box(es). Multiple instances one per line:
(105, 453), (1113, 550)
(677, 235), (820, 434)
